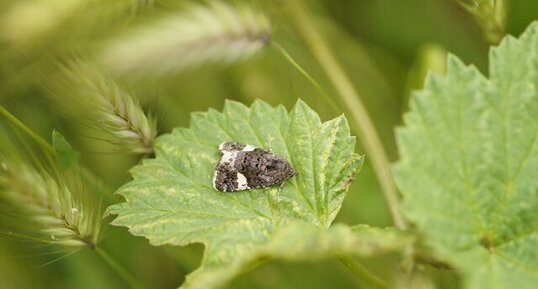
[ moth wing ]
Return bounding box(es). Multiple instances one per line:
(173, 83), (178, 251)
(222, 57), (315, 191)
(214, 142), (296, 192)
(237, 150), (296, 189)
(213, 158), (250, 192)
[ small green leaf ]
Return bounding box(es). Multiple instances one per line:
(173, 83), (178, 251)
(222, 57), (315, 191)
(52, 130), (78, 172)
(393, 22), (538, 289)
(106, 99), (405, 289)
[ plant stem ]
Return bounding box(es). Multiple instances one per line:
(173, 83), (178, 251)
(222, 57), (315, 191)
(286, 0), (407, 230)
(338, 255), (389, 289)
(0, 105), (54, 155)
(272, 42), (341, 113)
(456, 0), (506, 44)
(95, 247), (145, 289)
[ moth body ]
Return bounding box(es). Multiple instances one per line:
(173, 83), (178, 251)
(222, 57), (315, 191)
(213, 142), (296, 192)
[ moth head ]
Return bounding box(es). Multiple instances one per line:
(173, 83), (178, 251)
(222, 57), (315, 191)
(219, 141), (245, 152)
(268, 157), (297, 178)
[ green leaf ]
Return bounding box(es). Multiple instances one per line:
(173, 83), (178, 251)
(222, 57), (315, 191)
(107, 99), (406, 289)
(52, 129), (78, 172)
(393, 22), (538, 289)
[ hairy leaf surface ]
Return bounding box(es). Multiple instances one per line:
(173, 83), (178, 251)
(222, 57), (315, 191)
(108, 100), (406, 289)
(393, 22), (538, 289)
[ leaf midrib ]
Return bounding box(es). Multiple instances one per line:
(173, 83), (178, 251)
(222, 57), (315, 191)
(488, 47), (536, 242)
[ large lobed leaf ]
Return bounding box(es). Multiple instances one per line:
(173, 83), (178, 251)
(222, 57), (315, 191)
(393, 22), (538, 288)
(108, 100), (408, 289)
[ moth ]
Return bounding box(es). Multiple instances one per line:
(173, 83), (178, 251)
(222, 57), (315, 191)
(213, 142), (297, 192)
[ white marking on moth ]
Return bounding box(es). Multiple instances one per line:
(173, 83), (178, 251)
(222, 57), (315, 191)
(221, 151), (238, 167)
(236, 172), (249, 190)
(242, 144), (257, 151)
(218, 142), (226, 151)
(212, 169), (218, 190)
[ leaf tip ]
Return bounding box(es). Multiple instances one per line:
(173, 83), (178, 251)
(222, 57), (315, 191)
(445, 53), (466, 72)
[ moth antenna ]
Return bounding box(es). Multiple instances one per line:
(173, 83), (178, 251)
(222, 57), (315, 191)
(277, 181), (285, 194)
(266, 138), (274, 152)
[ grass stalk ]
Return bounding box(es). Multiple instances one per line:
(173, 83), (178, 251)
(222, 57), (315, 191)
(338, 255), (389, 289)
(1, 105), (116, 206)
(0, 106), (54, 156)
(1, 106), (144, 286)
(286, 0), (407, 231)
(272, 42), (341, 113)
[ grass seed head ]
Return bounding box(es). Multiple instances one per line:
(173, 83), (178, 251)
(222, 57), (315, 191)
(101, 1), (271, 76)
(0, 162), (101, 248)
(49, 60), (157, 154)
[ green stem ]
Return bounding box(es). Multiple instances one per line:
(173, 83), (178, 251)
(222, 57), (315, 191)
(286, 0), (407, 230)
(457, 0), (506, 44)
(338, 255), (389, 289)
(0, 105), (54, 155)
(95, 247), (145, 289)
(272, 42), (341, 113)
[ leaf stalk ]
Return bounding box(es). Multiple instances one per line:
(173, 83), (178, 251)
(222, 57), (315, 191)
(338, 255), (389, 289)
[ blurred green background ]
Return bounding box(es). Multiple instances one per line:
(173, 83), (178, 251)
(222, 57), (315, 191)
(0, 0), (537, 288)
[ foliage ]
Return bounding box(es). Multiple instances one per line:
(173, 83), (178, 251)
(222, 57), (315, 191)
(107, 100), (410, 288)
(393, 22), (538, 289)
(1, 0), (538, 288)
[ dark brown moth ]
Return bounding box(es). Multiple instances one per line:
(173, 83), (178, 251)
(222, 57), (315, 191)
(213, 142), (296, 192)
